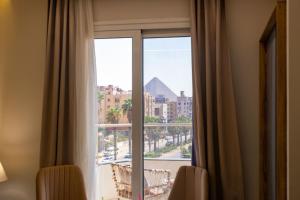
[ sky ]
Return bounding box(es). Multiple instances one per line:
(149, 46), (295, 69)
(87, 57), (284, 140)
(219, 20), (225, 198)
(94, 37), (193, 97)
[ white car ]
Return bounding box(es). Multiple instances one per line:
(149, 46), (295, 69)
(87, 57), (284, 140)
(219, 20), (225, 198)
(103, 156), (113, 161)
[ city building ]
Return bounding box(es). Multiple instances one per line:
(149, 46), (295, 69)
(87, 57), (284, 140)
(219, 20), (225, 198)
(153, 103), (168, 122)
(98, 85), (131, 124)
(155, 94), (168, 104)
(167, 101), (177, 122)
(177, 91), (192, 119)
(98, 85), (156, 124)
(144, 92), (155, 117)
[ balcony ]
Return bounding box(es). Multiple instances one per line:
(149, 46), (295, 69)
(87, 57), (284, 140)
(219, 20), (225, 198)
(96, 123), (192, 200)
(97, 159), (190, 200)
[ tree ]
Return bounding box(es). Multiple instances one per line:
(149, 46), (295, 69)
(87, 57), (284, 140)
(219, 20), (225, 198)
(97, 91), (104, 124)
(106, 107), (122, 160)
(167, 125), (179, 145)
(97, 90), (104, 103)
(167, 116), (192, 146)
(122, 99), (132, 154)
(122, 99), (132, 122)
(175, 116), (192, 144)
(144, 116), (162, 152)
(96, 91), (105, 151)
(144, 116), (156, 152)
(106, 107), (121, 124)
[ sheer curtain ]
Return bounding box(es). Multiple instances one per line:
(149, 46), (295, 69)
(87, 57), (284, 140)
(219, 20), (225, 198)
(40, 0), (97, 199)
(74, 1), (97, 199)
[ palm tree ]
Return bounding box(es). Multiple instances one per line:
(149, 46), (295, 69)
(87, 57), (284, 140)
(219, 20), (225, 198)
(96, 90), (105, 151)
(175, 116), (192, 144)
(97, 90), (104, 103)
(106, 107), (121, 160)
(144, 116), (154, 152)
(167, 125), (179, 145)
(97, 91), (104, 124)
(122, 99), (132, 154)
(106, 107), (121, 124)
(144, 116), (161, 152)
(153, 126), (164, 151)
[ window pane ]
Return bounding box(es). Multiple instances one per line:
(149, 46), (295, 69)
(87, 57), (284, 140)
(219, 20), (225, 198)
(143, 37), (193, 199)
(95, 38), (133, 200)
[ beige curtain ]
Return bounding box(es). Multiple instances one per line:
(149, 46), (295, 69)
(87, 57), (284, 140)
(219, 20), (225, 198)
(190, 0), (244, 199)
(40, 0), (97, 199)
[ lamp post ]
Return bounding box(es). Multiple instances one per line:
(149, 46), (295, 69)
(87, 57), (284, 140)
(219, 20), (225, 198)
(0, 162), (8, 182)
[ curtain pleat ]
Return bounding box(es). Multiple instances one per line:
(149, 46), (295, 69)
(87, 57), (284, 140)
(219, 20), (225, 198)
(191, 0), (245, 199)
(40, 0), (97, 199)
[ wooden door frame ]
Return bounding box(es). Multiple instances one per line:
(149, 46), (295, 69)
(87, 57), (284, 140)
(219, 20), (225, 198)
(259, 1), (287, 200)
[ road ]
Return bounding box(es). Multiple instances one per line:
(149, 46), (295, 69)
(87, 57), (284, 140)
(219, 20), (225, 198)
(99, 135), (191, 162)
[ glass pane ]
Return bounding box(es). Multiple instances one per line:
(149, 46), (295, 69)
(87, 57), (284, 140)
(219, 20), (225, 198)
(95, 38), (133, 200)
(143, 37), (193, 199)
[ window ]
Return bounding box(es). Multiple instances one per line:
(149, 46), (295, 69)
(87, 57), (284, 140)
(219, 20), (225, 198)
(95, 31), (192, 200)
(95, 38), (133, 199)
(143, 37), (192, 198)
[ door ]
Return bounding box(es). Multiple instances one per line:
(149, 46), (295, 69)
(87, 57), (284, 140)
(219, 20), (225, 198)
(259, 2), (286, 200)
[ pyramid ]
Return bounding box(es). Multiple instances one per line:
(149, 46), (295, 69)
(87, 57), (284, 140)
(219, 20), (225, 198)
(144, 77), (177, 102)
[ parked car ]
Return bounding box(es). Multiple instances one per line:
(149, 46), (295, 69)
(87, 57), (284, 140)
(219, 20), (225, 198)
(165, 141), (173, 146)
(107, 146), (119, 151)
(103, 156), (113, 161)
(181, 153), (191, 158)
(103, 151), (114, 157)
(123, 153), (132, 159)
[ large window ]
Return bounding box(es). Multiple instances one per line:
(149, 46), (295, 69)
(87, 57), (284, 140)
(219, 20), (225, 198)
(95, 38), (133, 199)
(143, 37), (192, 199)
(95, 32), (192, 200)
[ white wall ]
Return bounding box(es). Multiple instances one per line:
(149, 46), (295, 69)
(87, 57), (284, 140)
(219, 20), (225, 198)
(0, 1), (47, 199)
(225, 0), (276, 199)
(287, 0), (300, 199)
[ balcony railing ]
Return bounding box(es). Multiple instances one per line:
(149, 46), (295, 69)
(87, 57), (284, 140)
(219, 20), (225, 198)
(96, 123), (193, 163)
(97, 123), (192, 128)
(97, 123), (192, 199)
(97, 159), (190, 200)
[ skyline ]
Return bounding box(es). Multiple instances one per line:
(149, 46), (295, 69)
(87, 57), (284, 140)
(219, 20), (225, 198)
(95, 37), (193, 97)
(98, 76), (192, 98)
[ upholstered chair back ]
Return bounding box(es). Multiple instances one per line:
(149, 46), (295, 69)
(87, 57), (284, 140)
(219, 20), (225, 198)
(168, 166), (208, 200)
(36, 165), (87, 200)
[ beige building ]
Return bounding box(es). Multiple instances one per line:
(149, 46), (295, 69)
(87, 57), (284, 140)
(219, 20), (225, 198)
(98, 85), (131, 124)
(153, 103), (168, 122)
(144, 92), (155, 117)
(177, 91), (192, 119)
(98, 86), (155, 124)
(153, 101), (177, 123)
(167, 102), (177, 122)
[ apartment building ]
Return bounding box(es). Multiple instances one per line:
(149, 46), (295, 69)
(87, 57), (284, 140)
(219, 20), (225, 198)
(177, 91), (192, 119)
(98, 85), (131, 124)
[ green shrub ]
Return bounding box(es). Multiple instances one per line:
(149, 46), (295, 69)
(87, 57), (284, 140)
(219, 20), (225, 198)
(181, 146), (191, 158)
(144, 145), (177, 158)
(144, 151), (161, 158)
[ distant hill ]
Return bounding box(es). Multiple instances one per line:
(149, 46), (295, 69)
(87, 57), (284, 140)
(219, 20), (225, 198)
(144, 77), (177, 102)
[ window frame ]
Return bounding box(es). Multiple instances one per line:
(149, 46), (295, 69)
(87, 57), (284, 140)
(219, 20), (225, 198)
(94, 27), (191, 200)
